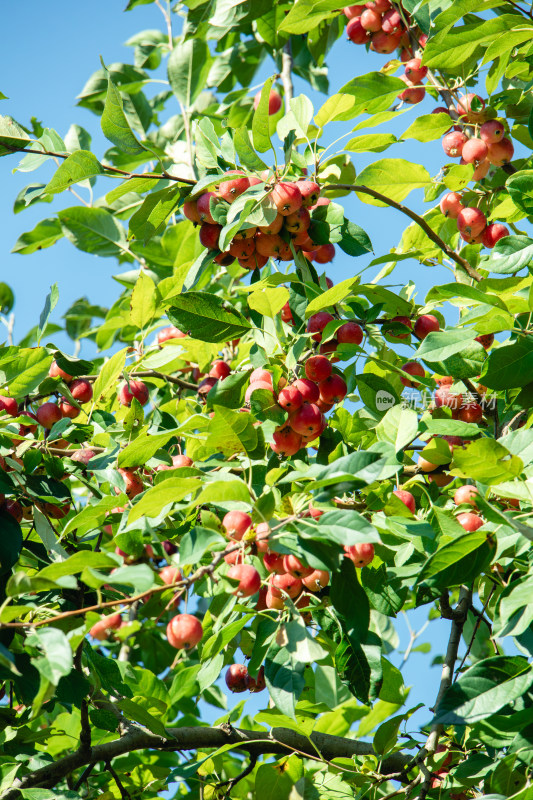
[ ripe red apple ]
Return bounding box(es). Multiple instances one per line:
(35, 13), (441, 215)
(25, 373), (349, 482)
(285, 207), (311, 234)
(435, 387), (463, 409)
(59, 400), (79, 419)
(229, 238), (255, 259)
(456, 512), (483, 531)
(302, 569), (330, 591)
(289, 403), (323, 436)
(245, 379), (274, 403)
(245, 665), (266, 692)
(225, 663), (248, 692)
(69, 378), (93, 404)
(370, 30), (402, 53)
(475, 333), (494, 349)
(481, 223), (509, 249)
(398, 76), (425, 105)
(253, 89), (282, 115)
(259, 214), (284, 235)
(305, 355), (332, 382)
(209, 361), (231, 380)
(382, 9), (402, 33)
(118, 468), (144, 499)
(272, 182), (303, 216)
(199, 223), (222, 250)
(414, 315), (440, 340)
(292, 378), (319, 404)
(442, 131), (468, 158)
(198, 376), (218, 396)
(90, 613), (122, 641)
(283, 554), (313, 579)
(227, 563), (261, 596)
(250, 368), (273, 386)
(19, 410), (38, 435)
(318, 374), (347, 404)
(265, 588), (284, 609)
(36, 402), (62, 429)
(440, 192), (464, 219)
(344, 4), (365, 17)
(457, 208), (487, 238)
(454, 485), (479, 507)
(296, 180), (321, 207)
(468, 158), (490, 181)
(347, 17), (369, 44)
(183, 199), (201, 224)
(216, 251), (235, 266)
(344, 542), (375, 567)
(404, 57), (427, 82)
(314, 243), (336, 264)
(166, 614), (203, 649)
(157, 325), (186, 344)
(271, 425), (302, 456)
(307, 312), (334, 342)
(480, 120), (505, 144)
(223, 510), (252, 540)
(269, 572), (302, 598)
(118, 380), (149, 407)
(400, 361), (424, 388)
(456, 93), (485, 122)
(393, 489), (416, 513)
(360, 7), (382, 31)
(337, 321), (363, 344)
(5, 499), (23, 522)
(366, 0), (392, 10)
(278, 385), (303, 411)
(49, 361), (73, 382)
(160, 566), (181, 585)
(281, 302), (294, 324)
(70, 448), (97, 466)
(196, 192), (219, 225)
(384, 316), (412, 339)
(263, 550), (285, 574)
(458, 403), (483, 424)
(461, 138), (488, 164)
(487, 137), (514, 166)
(218, 170), (250, 204)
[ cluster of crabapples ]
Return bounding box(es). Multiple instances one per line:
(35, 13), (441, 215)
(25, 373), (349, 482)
(390, 480), (487, 532)
(183, 173), (336, 269)
(439, 189), (509, 248)
(18, 360), (95, 434)
(246, 354), (348, 456)
(441, 98), (514, 170)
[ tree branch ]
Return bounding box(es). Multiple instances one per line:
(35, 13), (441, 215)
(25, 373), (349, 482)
(322, 183), (481, 281)
(2, 723), (412, 799)
(281, 41), (294, 104)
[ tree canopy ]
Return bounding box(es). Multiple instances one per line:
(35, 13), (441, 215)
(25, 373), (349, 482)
(0, 1), (533, 799)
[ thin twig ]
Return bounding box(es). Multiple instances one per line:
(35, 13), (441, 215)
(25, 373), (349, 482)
(105, 761), (132, 800)
(455, 586), (497, 677)
(322, 183), (481, 281)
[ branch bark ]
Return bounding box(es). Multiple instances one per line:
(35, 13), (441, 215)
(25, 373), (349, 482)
(281, 41), (294, 104)
(322, 183), (481, 282)
(1, 723), (412, 799)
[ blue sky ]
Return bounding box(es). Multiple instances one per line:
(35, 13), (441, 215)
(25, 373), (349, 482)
(0, 0), (493, 759)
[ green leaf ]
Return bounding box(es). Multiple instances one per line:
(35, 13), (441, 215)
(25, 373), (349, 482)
(2, 348), (52, 397)
(336, 73), (406, 120)
(265, 645), (305, 719)
(36, 283), (59, 346)
(451, 439), (523, 485)
(248, 286), (289, 318)
(234, 126), (268, 172)
(376, 405), (419, 452)
(58, 207), (128, 257)
(45, 151), (103, 194)
(494, 574), (533, 638)
(26, 628), (73, 686)
(93, 347), (128, 407)
(278, 0), (341, 34)
(305, 277), (360, 318)
(168, 38), (212, 107)
(356, 159), (431, 205)
(284, 617), (328, 663)
(480, 338), (533, 390)
(101, 69), (146, 155)
(36, 551), (118, 582)
(0, 115), (31, 151)
(11, 217), (63, 255)
(481, 236), (533, 275)
(129, 270), (158, 330)
(179, 527), (226, 568)
(252, 76), (274, 154)
(117, 697), (168, 737)
(205, 371), (249, 410)
(434, 656), (533, 724)
(315, 510), (381, 545)
(345, 133), (397, 153)
(339, 219), (373, 257)
(167, 292), (252, 343)
(415, 329), (476, 362)
(506, 171), (533, 216)
(425, 14), (530, 69)
(417, 532), (495, 590)
(127, 477), (200, 524)
(118, 428), (181, 468)
(400, 113), (453, 143)
(129, 185), (182, 245)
